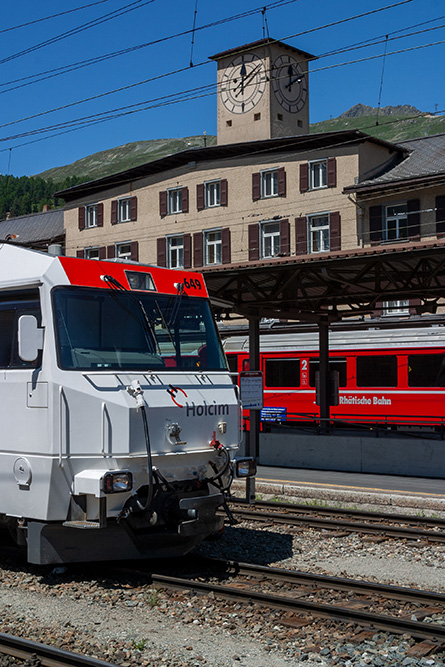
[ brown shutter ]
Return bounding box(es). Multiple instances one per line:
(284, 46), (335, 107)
(111, 200), (118, 225)
(196, 183), (205, 211)
(329, 211), (341, 251)
(130, 241), (139, 262)
(181, 187), (189, 213)
(299, 163), (309, 193)
(327, 157), (337, 188)
(157, 237), (166, 266)
(193, 232), (203, 267)
(107, 245), (115, 259)
(295, 217), (307, 255)
(183, 233), (192, 268)
(279, 219), (290, 256)
(277, 167), (286, 197)
(78, 207), (85, 231)
(97, 203), (104, 227)
(248, 223), (260, 261)
(76, 249), (84, 258)
(130, 196), (138, 221)
(222, 227), (231, 264)
(373, 301), (384, 317)
(252, 172), (261, 201)
(159, 191), (167, 217)
(220, 178), (228, 206)
(436, 195), (445, 237)
(369, 205), (383, 244)
(98, 246), (106, 260)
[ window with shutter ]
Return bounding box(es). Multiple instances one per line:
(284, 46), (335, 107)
(196, 183), (205, 211)
(78, 207), (86, 231)
(222, 227), (231, 264)
(295, 217), (308, 255)
(111, 200), (118, 225)
(279, 219), (290, 256)
(204, 230), (222, 265)
(277, 167), (286, 197)
(130, 241), (139, 262)
(183, 233), (192, 268)
(252, 173), (261, 201)
(299, 163), (309, 193)
(130, 196), (137, 222)
(327, 157), (337, 188)
(248, 224), (260, 261)
(159, 191), (168, 217)
(157, 237), (167, 267)
(193, 232), (203, 267)
(220, 179), (228, 206)
(181, 187), (189, 214)
(97, 203), (104, 227)
(329, 211), (341, 251)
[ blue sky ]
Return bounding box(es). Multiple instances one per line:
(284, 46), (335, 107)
(1, 0), (444, 177)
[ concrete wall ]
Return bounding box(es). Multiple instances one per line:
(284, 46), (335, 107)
(241, 431), (445, 478)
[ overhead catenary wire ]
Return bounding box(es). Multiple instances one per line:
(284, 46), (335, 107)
(0, 0), (115, 35)
(0, 0), (156, 66)
(1, 34), (444, 149)
(0, 0), (301, 94)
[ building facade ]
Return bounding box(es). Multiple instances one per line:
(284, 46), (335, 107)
(58, 37), (445, 320)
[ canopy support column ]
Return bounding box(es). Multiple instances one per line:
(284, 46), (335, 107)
(246, 316), (260, 503)
(318, 321), (330, 433)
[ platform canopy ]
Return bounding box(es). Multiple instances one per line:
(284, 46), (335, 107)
(202, 238), (445, 322)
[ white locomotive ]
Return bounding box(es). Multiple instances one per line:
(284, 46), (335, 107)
(0, 244), (253, 564)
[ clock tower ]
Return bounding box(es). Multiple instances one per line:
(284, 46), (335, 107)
(210, 38), (316, 145)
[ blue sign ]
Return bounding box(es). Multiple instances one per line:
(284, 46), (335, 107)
(260, 406), (287, 422)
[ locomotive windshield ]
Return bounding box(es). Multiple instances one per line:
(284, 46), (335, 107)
(52, 286), (227, 372)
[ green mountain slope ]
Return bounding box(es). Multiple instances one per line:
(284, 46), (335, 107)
(34, 105), (444, 183)
(36, 135), (216, 183)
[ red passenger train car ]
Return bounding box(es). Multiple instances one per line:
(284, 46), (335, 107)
(223, 326), (445, 429)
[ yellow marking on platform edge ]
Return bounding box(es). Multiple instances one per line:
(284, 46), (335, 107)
(255, 477), (445, 498)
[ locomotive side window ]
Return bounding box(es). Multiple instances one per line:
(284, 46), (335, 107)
(408, 354), (445, 387)
(0, 297), (42, 368)
(309, 358), (347, 387)
(356, 355), (397, 387)
(265, 359), (300, 387)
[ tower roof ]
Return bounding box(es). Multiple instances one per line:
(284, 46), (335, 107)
(209, 37), (317, 62)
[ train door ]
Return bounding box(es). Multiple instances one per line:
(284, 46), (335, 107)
(0, 291), (48, 514)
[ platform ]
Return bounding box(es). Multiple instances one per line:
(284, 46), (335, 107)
(231, 465), (445, 515)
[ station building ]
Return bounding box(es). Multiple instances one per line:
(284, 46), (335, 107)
(58, 37), (445, 320)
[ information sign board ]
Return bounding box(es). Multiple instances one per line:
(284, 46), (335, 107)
(239, 371), (263, 410)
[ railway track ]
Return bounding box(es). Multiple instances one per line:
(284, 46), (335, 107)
(0, 631), (115, 667)
(226, 498), (445, 542)
(138, 556), (445, 647)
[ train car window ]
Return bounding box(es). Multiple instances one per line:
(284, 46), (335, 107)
(309, 358), (347, 387)
(265, 359), (300, 387)
(408, 354), (445, 387)
(356, 355), (397, 387)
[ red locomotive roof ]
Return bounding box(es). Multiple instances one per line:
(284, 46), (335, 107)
(59, 257), (208, 297)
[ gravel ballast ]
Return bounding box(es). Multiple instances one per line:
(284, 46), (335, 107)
(0, 481), (444, 667)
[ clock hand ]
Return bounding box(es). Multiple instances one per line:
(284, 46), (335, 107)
(285, 69), (304, 91)
(233, 63), (262, 98)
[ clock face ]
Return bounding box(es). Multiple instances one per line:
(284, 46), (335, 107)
(271, 54), (307, 113)
(220, 53), (267, 114)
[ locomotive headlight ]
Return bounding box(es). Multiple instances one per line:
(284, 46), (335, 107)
(103, 471), (133, 494)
